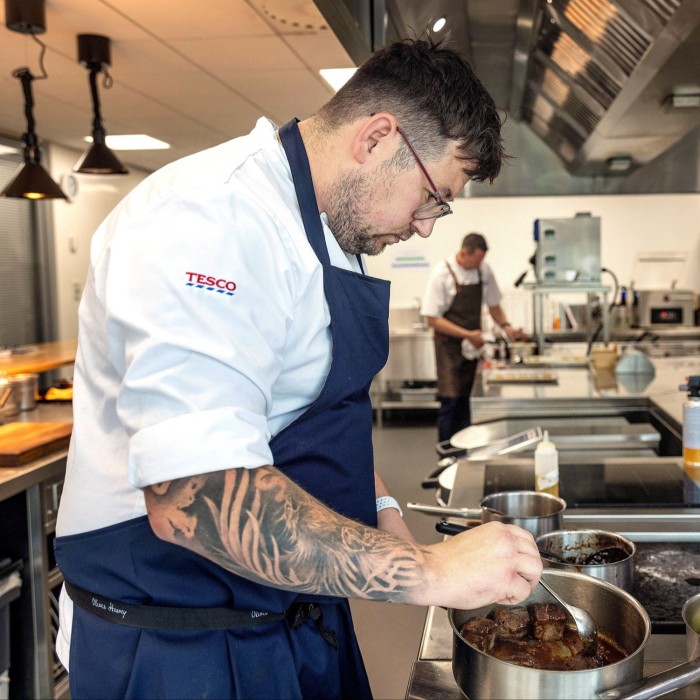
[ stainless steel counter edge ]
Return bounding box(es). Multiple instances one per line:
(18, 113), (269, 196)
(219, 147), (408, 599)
(0, 450), (68, 502)
(473, 355), (700, 428)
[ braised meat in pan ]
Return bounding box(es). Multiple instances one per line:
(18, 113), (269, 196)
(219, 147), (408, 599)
(493, 605), (530, 640)
(460, 603), (627, 670)
(530, 602), (566, 641)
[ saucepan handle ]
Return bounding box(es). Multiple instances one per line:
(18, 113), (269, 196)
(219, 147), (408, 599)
(597, 658), (700, 700)
(435, 519), (475, 536)
(406, 502), (482, 519)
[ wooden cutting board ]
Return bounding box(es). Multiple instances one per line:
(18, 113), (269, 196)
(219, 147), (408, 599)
(0, 422), (73, 466)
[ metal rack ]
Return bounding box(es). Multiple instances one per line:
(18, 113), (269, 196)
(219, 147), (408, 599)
(523, 282), (611, 353)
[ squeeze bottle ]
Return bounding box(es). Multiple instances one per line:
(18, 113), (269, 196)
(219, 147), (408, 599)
(535, 430), (559, 497)
(680, 376), (700, 468)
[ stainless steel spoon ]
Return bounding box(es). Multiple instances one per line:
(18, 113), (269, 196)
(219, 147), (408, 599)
(538, 577), (598, 655)
(537, 547), (571, 564)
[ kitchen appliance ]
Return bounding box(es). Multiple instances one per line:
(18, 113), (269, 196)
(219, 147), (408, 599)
(637, 289), (695, 328)
(455, 457), (699, 507)
(533, 213), (601, 284)
(447, 456), (700, 543)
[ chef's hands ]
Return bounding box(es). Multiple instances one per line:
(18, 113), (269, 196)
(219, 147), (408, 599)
(421, 521), (542, 609)
(504, 325), (528, 343)
(465, 329), (485, 349)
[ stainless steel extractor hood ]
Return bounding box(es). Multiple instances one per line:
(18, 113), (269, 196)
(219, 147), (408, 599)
(327, 0), (700, 179)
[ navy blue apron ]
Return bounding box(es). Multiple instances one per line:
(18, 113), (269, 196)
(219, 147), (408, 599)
(54, 118), (390, 699)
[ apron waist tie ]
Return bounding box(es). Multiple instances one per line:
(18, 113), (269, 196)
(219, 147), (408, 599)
(290, 602), (339, 651)
(65, 581), (339, 648)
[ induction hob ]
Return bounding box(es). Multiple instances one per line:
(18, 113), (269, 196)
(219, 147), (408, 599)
(449, 457), (700, 541)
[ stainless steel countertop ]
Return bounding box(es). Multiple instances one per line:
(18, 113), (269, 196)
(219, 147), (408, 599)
(471, 353), (700, 429)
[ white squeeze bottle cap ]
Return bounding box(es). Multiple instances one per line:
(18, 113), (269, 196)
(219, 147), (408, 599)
(535, 430), (559, 495)
(536, 430), (556, 454)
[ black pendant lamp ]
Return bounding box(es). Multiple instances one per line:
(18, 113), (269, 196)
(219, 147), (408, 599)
(1, 68), (67, 200)
(4, 0), (46, 34)
(73, 34), (128, 175)
(1, 0), (67, 200)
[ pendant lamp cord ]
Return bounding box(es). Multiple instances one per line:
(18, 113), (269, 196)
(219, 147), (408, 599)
(29, 32), (49, 80)
(87, 65), (113, 144)
(9, 31), (49, 155)
(15, 70), (36, 138)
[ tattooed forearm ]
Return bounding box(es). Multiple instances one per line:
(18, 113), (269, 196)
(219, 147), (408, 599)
(144, 466), (428, 602)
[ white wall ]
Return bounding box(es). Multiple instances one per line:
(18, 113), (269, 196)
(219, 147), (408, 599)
(48, 144), (150, 340)
(43, 142), (700, 342)
(365, 193), (700, 332)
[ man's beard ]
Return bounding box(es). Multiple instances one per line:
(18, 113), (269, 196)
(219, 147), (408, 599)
(324, 171), (413, 256)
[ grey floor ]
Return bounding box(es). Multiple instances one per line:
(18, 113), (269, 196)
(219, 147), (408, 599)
(350, 411), (444, 700)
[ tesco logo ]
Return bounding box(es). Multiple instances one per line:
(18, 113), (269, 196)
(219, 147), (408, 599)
(185, 271), (237, 296)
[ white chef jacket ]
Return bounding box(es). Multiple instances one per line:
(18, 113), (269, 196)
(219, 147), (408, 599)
(420, 259), (502, 319)
(57, 116), (362, 537)
(56, 118), (363, 667)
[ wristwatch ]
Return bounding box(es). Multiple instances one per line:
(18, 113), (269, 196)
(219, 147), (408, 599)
(376, 496), (403, 517)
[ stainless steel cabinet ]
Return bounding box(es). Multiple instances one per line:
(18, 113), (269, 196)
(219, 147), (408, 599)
(0, 453), (68, 699)
(372, 332), (438, 425)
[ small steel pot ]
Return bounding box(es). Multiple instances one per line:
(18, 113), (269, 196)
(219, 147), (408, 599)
(450, 569), (700, 699)
(683, 592), (700, 661)
(407, 490), (566, 539)
(9, 372), (38, 411)
(536, 529), (635, 592)
(0, 378), (19, 419)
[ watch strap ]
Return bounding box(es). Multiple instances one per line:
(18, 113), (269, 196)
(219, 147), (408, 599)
(376, 496), (403, 517)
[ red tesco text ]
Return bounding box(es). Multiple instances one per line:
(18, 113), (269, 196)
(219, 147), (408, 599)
(186, 272), (237, 292)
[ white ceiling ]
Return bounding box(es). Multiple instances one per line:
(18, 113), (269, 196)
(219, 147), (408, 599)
(0, 0), (355, 172)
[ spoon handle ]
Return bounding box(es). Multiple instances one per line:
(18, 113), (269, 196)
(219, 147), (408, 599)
(538, 578), (566, 607)
(538, 548), (570, 564)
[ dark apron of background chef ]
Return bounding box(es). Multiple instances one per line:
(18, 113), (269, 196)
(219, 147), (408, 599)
(434, 262), (482, 442)
(54, 118), (390, 700)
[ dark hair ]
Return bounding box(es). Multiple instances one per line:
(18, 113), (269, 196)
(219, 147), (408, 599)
(462, 233), (488, 253)
(316, 38), (504, 183)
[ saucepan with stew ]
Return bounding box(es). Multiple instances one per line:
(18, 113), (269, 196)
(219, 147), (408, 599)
(450, 569), (700, 699)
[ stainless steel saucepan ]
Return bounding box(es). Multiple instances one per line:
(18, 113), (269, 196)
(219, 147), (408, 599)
(450, 569), (700, 700)
(536, 529), (636, 593)
(407, 490), (566, 539)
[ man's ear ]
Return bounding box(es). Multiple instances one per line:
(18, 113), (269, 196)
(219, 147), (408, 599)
(351, 113), (398, 165)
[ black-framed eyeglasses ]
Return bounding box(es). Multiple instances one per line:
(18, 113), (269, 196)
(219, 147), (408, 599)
(396, 126), (453, 221)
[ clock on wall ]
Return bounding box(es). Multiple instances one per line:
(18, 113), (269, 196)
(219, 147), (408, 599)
(61, 173), (79, 198)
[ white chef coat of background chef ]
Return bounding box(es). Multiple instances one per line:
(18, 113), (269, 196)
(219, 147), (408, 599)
(421, 259), (502, 318)
(56, 117), (363, 540)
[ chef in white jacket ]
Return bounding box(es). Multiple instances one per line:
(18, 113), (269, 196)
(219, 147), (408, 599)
(54, 38), (542, 700)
